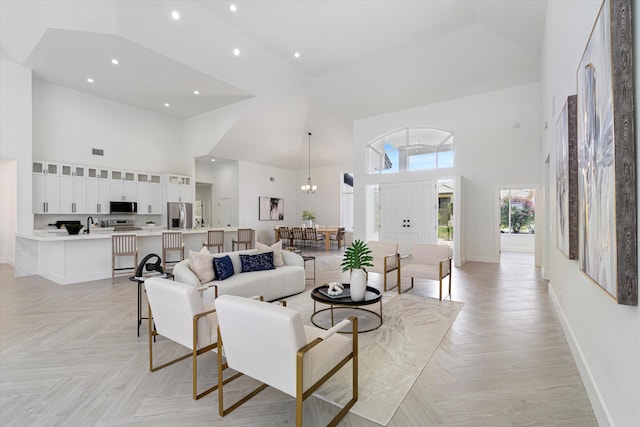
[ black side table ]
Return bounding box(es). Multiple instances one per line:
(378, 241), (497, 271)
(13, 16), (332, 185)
(129, 273), (174, 337)
(302, 255), (316, 282)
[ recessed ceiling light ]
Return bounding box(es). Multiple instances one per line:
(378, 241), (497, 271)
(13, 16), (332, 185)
(210, 158), (216, 162)
(171, 10), (180, 20)
(193, 90), (200, 95)
(233, 48), (240, 56)
(111, 58), (119, 65)
(87, 78), (94, 83)
(294, 52), (300, 58)
(164, 103), (170, 107)
(229, 4), (237, 12)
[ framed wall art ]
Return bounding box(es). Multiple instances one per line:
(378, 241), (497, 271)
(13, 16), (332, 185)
(556, 95), (578, 260)
(576, 0), (636, 305)
(259, 197), (284, 221)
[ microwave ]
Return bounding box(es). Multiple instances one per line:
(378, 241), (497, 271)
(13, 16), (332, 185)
(110, 201), (137, 214)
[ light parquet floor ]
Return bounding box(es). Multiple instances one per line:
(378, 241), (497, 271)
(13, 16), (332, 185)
(0, 249), (596, 426)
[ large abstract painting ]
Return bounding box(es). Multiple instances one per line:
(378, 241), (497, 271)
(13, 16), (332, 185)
(556, 95), (578, 259)
(259, 197), (284, 221)
(576, 0), (636, 305)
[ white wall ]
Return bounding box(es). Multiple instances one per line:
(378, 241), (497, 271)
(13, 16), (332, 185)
(0, 58), (32, 236)
(500, 234), (535, 253)
(0, 160), (17, 264)
(541, 1), (640, 426)
(296, 164), (351, 229)
(353, 83), (541, 262)
(237, 161), (298, 244)
(32, 79), (187, 174)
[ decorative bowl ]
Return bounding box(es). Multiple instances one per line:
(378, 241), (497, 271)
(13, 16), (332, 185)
(65, 224), (84, 235)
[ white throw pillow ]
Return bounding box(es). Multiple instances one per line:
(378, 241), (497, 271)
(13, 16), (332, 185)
(256, 240), (284, 267)
(188, 247), (215, 283)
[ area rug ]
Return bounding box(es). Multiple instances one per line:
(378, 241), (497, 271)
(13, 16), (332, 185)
(285, 290), (463, 425)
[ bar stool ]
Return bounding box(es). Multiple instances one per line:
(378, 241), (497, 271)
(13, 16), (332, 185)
(162, 231), (184, 272)
(203, 229), (224, 253)
(112, 234), (138, 283)
(232, 228), (253, 251)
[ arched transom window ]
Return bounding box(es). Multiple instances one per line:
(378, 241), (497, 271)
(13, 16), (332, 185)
(367, 127), (454, 174)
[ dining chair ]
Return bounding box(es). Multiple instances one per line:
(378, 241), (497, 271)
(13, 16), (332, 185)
(111, 233), (138, 283)
(291, 227), (305, 248)
(304, 227), (323, 249)
(162, 231), (184, 272)
(232, 228), (253, 251)
(278, 226), (292, 247)
(329, 228), (345, 250)
(203, 229), (224, 253)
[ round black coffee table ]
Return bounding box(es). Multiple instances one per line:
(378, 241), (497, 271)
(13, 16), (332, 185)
(310, 284), (382, 332)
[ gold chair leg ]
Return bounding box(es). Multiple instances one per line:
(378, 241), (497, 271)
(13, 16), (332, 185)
(299, 318), (359, 427)
(217, 329), (266, 417)
(148, 305), (220, 401)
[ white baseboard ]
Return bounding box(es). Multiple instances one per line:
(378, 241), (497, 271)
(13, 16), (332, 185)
(541, 266), (550, 280)
(0, 257), (15, 266)
(466, 255), (499, 263)
(547, 282), (612, 427)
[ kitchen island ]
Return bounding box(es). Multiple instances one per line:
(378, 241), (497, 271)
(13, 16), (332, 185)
(15, 228), (244, 285)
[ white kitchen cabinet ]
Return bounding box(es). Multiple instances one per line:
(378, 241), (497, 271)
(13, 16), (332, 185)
(110, 170), (137, 202)
(59, 164), (87, 214)
(165, 175), (192, 203)
(32, 161), (60, 214)
(86, 167), (110, 214)
(136, 173), (162, 214)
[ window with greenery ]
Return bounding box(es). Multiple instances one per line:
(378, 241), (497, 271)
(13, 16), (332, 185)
(500, 189), (535, 234)
(368, 127), (454, 174)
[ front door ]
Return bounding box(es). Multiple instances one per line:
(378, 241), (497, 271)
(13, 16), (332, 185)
(379, 181), (437, 253)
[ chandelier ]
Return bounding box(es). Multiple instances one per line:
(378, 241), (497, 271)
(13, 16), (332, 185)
(301, 132), (317, 194)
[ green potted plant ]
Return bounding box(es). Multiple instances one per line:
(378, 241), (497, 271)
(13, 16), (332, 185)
(341, 240), (373, 301)
(301, 210), (316, 227)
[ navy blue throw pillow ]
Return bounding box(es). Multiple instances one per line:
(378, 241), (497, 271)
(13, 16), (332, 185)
(213, 255), (235, 280)
(240, 252), (275, 273)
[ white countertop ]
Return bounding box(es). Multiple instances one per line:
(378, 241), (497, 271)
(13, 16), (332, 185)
(18, 227), (239, 242)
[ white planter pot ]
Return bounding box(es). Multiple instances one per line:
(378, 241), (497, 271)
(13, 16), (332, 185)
(350, 268), (367, 301)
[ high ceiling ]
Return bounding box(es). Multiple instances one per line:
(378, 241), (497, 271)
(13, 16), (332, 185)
(0, 0), (547, 169)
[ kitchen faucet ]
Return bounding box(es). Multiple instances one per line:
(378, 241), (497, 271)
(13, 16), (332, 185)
(84, 216), (94, 234)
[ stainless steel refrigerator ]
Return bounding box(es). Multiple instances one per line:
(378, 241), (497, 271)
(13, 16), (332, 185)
(167, 202), (193, 229)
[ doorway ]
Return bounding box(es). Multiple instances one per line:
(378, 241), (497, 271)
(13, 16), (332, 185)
(216, 197), (232, 227)
(195, 182), (212, 228)
(497, 187), (536, 262)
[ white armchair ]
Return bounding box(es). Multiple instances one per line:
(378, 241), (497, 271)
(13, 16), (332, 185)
(144, 277), (221, 400)
(401, 243), (452, 300)
(215, 294), (358, 426)
(366, 240), (401, 292)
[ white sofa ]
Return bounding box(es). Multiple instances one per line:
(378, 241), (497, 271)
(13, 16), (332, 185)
(173, 248), (305, 305)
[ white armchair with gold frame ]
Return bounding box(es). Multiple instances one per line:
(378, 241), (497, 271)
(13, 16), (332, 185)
(144, 278), (234, 400)
(366, 240), (401, 292)
(401, 243), (452, 300)
(215, 294), (358, 427)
